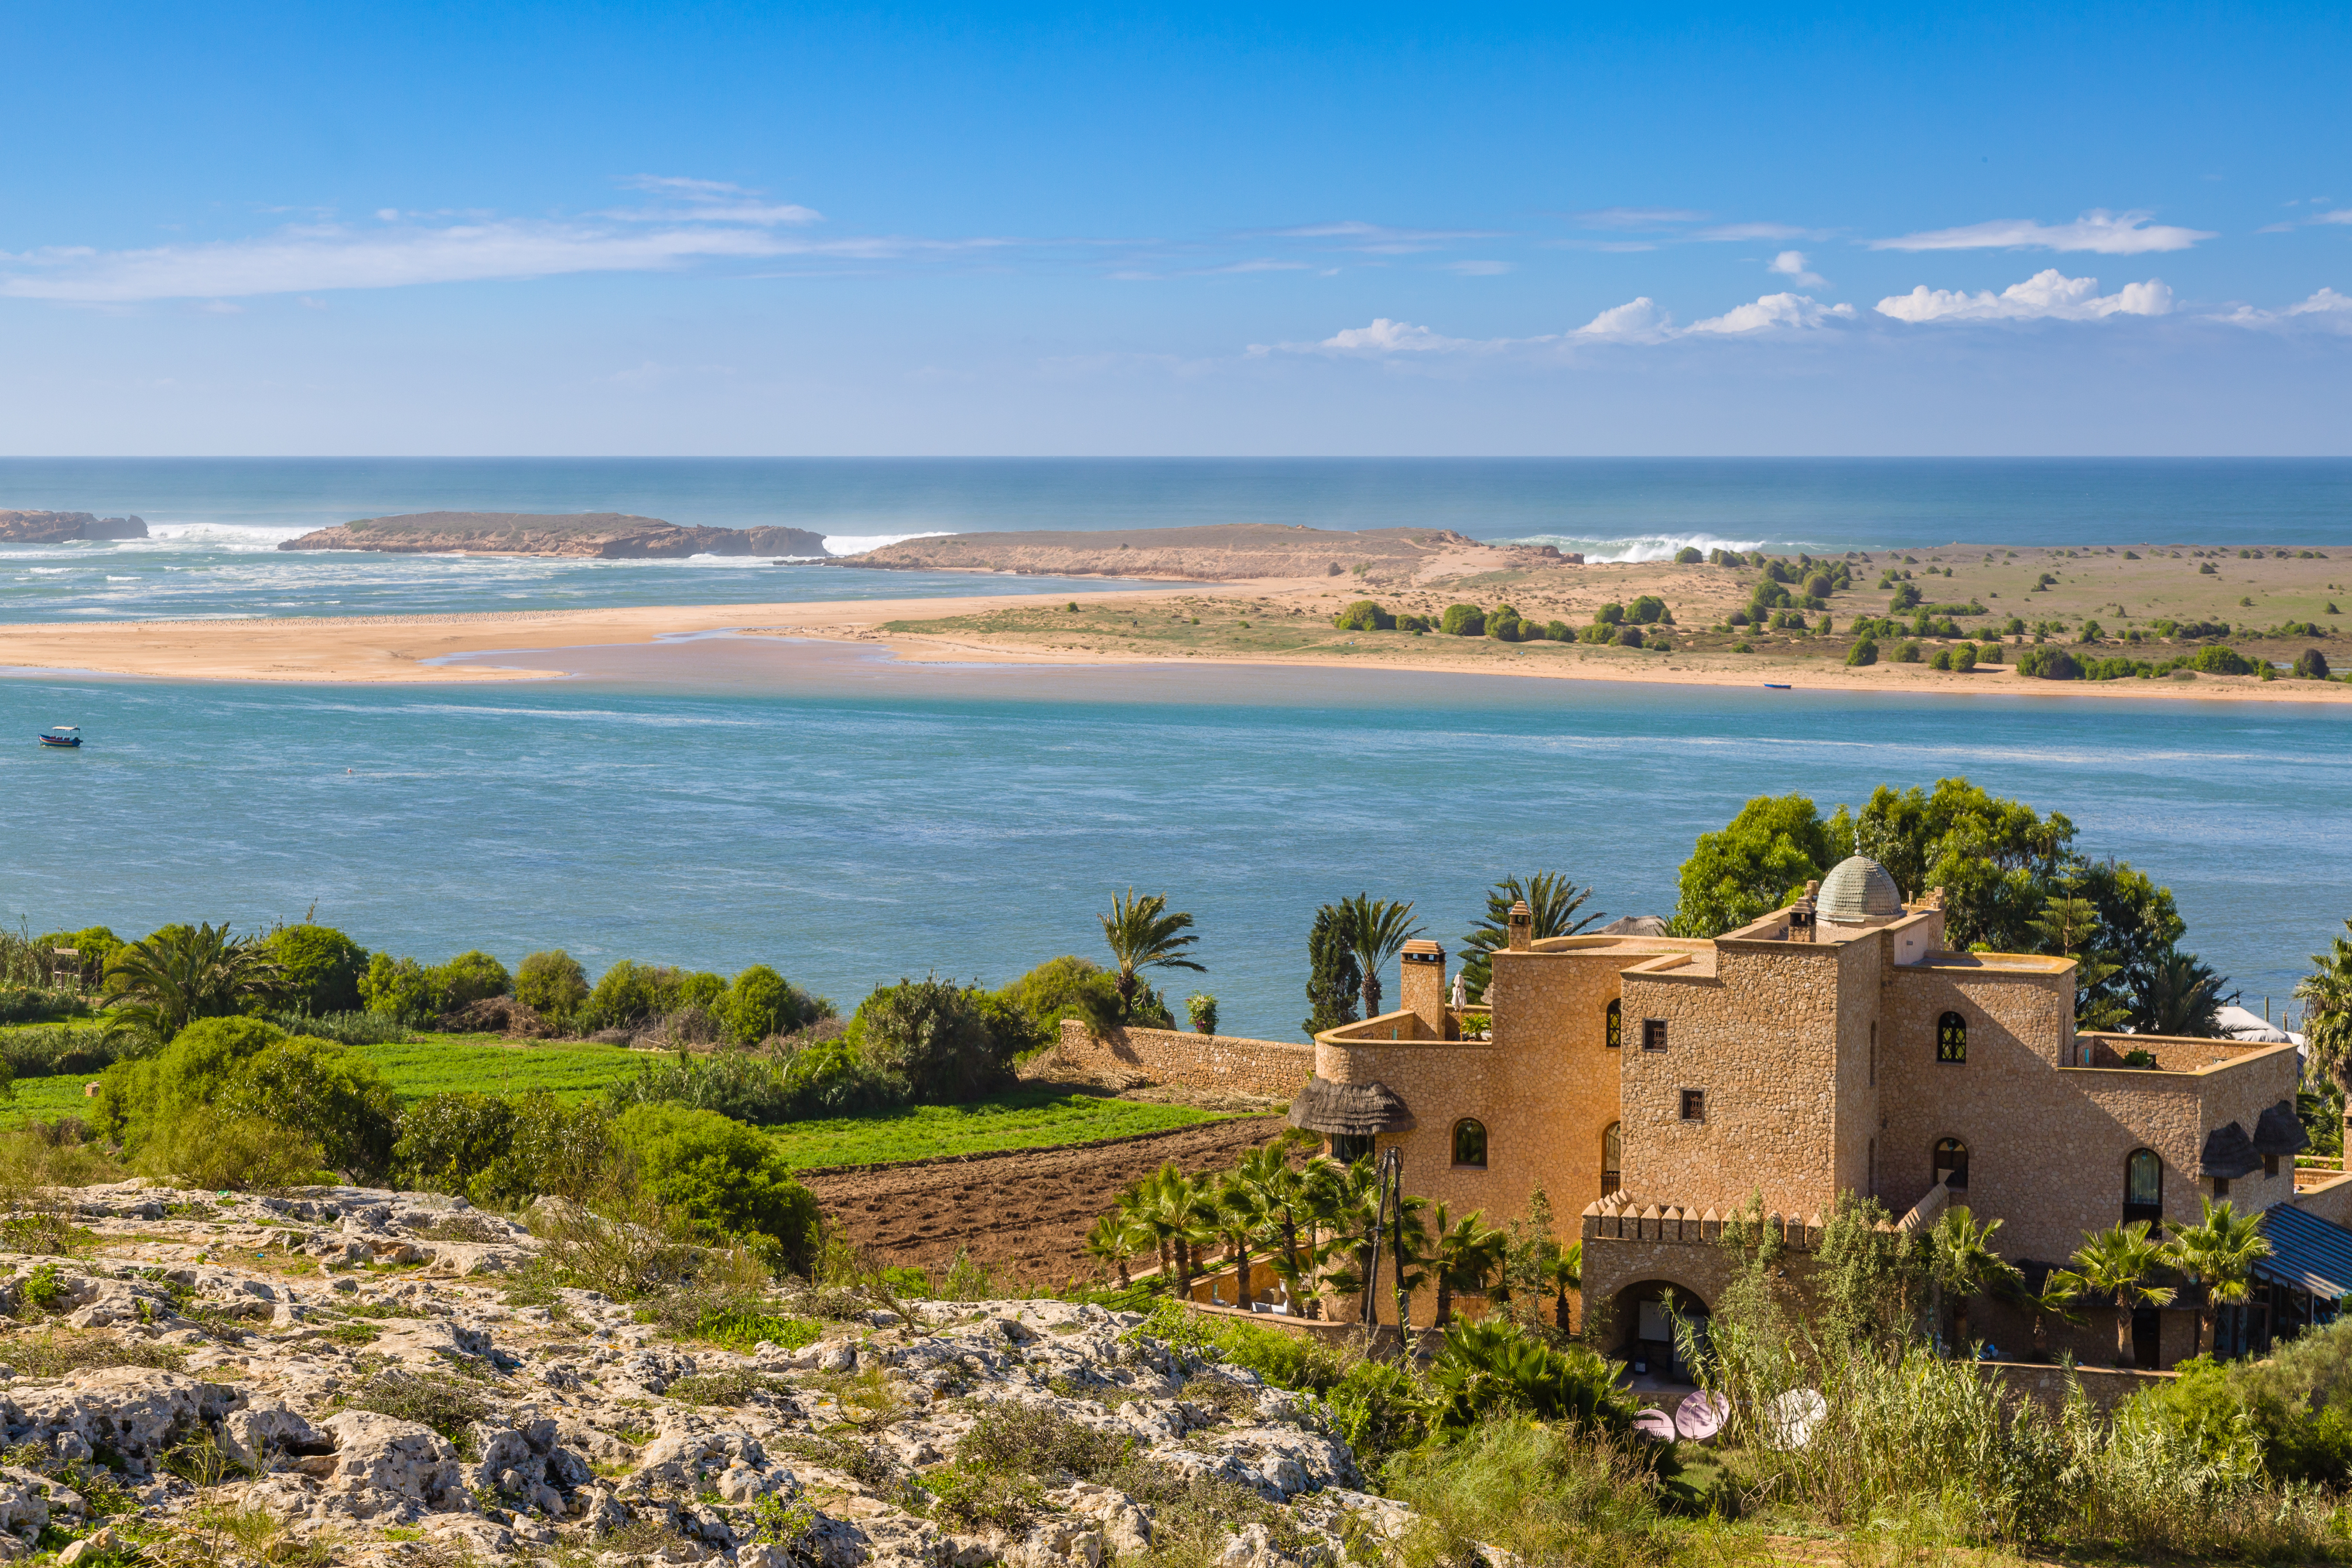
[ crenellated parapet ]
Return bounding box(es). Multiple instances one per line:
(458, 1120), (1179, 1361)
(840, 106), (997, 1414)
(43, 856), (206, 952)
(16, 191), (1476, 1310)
(1580, 1195), (1825, 1249)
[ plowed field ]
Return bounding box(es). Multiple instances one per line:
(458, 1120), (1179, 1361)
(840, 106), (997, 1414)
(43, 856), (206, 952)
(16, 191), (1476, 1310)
(798, 1114), (1285, 1287)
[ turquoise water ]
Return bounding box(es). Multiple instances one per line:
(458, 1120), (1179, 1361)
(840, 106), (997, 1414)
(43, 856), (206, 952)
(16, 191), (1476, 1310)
(3, 640), (2343, 1042)
(3, 457), (2347, 622)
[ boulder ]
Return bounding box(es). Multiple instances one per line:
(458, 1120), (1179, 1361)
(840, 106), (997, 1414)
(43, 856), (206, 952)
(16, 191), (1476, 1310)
(312, 1410), (463, 1519)
(0, 1369), (238, 1477)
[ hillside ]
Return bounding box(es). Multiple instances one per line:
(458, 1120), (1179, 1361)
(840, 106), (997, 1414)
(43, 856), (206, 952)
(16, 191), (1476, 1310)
(827, 524), (1579, 583)
(0, 510), (149, 543)
(278, 512), (829, 559)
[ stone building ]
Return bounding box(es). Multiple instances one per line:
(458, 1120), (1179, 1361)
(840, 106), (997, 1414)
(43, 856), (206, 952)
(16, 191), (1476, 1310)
(1294, 855), (2343, 1370)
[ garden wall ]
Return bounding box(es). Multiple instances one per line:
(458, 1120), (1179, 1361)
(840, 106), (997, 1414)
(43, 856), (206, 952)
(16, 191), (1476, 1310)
(1050, 1019), (1314, 1098)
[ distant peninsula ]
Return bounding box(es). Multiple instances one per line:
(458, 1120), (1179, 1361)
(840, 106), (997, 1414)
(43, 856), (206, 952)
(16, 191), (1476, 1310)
(0, 510), (149, 543)
(827, 523), (1579, 583)
(277, 511), (829, 559)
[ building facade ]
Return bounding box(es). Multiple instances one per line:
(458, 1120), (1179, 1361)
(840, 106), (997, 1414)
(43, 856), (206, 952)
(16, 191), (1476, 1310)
(1297, 856), (2322, 1369)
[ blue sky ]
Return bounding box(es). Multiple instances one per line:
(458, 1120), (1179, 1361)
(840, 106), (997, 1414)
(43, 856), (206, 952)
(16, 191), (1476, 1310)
(3, 3), (2348, 455)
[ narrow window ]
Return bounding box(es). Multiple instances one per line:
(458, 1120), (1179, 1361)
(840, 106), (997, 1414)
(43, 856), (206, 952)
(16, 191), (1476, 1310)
(2215, 1176), (2231, 1199)
(1642, 1019), (1669, 1052)
(1680, 1089), (1705, 1121)
(2125, 1148), (2162, 1224)
(2265, 1154), (2280, 1178)
(1869, 1021), (1877, 1086)
(1933, 1137), (1969, 1191)
(1451, 1118), (1488, 1169)
(1601, 1121), (1622, 1195)
(1937, 1011), (1967, 1064)
(1604, 998), (1622, 1050)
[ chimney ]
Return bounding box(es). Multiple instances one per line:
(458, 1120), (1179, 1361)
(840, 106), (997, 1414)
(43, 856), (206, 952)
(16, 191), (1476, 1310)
(1507, 900), (1533, 951)
(1401, 939), (1446, 1035)
(1788, 880), (1820, 944)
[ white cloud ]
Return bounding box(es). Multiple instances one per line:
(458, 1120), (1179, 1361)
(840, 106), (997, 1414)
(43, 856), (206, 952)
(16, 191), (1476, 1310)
(2318, 210), (2352, 226)
(1572, 297), (1672, 340)
(1875, 269), (2174, 323)
(1318, 318), (1468, 353)
(1573, 207), (1707, 229)
(1684, 292), (1855, 334)
(1870, 209), (2214, 254)
(1769, 250), (1825, 287)
(1444, 260), (1511, 276)
(2220, 288), (2352, 331)
(1695, 222), (1821, 242)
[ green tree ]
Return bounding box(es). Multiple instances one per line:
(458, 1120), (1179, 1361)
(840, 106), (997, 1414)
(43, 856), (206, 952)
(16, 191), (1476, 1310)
(359, 953), (443, 1024)
(32, 926), (125, 989)
(2132, 945), (2230, 1036)
(2297, 919), (2352, 1106)
(1303, 905), (1362, 1036)
(90, 1015), (287, 1153)
(1815, 1191), (1929, 1350)
(1458, 873), (1601, 1002)
(1098, 890), (1205, 1023)
(515, 949), (590, 1023)
(100, 922), (286, 1042)
(2072, 1222), (2179, 1368)
(854, 975), (1013, 1102)
(581, 959), (668, 1032)
(216, 1034), (400, 1179)
(995, 955), (1121, 1044)
(1927, 1206), (2022, 1352)
(722, 965), (803, 1044)
(1429, 1205), (1508, 1326)
(2031, 864), (2127, 1029)
(431, 950), (512, 1008)
(1209, 1171), (1267, 1309)
(613, 1104), (818, 1272)
(2169, 1197), (2272, 1358)
(1336, 893), (1423, 1018)
(262, 923), (370, 1015)
(1852, 778), (2071, 951)
(1669, 793), (1841, 936)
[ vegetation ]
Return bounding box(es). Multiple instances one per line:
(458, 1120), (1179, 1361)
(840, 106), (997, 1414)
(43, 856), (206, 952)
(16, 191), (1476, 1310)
(1301, 904), (1362, 1037)
(1322, 893), (1423, 1019)
(98, 922), (284, 1043)
(1458, 873), (1600, 1002)
(1097, 889), (1205, 1024)
(763, 1086), (1223, 1169)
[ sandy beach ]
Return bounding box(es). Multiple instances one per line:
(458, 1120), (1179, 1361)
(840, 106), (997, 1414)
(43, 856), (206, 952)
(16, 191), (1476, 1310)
(1, 552), (2346, 703)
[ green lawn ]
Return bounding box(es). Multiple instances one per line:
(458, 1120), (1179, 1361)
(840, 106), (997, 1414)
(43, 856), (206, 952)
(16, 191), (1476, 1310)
(765, 1084), (1231, 1170)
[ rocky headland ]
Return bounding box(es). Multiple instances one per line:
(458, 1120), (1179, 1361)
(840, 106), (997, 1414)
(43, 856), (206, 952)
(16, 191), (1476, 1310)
(827, 525), (1578, 584)
(0, 513), (149, 544)
(0, 1180), (1401, 1568)
(278, 514), (830, 560)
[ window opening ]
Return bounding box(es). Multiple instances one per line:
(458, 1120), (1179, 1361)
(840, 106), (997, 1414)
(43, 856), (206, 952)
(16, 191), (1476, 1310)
(1604, 998), (1622, 1050)
(1937, 1011), (1967, 1064)
(1452, 1118), (1488, 1169)
(1933, 1137), (1969, 1191)
(1642, 1019), (1669, 1052)
(1680, 1089), (1705, 1121)
(2125, 1149), (2162, 1224)
(1601, 1121), (1622, 1196)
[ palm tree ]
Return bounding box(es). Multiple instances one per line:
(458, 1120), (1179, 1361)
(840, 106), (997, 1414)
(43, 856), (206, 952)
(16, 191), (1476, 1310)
(2071, 1222), (2179, 1368)
(1459, 873), (1602, 1002)
(2131, 946), (2229, 1037)
(1134, 1164), (1206, 1294)
(1429, 1204), (1508, 1326)
(1209, 1172), (1268, 1309)
(1928, 1206), (2024, 1352)
(1542, 1240), (1583, 1336)
(1337, 893), (1423, 1018)
(1099, 890), (1206, 1024)
(2168, 1197), (2272, 1358)
(99, 921), (285, 1042)
(2296, 918), (2352, 1120)
(2003, 1268), (2088, 1362)
(1232, 1143), (1330, 1315)
(1085, 1210), (1140, 1288)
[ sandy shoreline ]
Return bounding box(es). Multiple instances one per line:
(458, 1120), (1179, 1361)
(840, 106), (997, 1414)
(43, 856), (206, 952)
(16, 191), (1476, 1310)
(0, 575), (2345, 705)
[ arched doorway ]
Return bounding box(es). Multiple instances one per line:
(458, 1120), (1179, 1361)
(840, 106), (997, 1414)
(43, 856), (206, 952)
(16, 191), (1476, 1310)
(1608, 1279), (1712, 1383)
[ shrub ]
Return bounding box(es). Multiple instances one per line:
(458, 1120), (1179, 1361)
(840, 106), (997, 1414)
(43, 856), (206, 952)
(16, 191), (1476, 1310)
(854, 976), (1015, 1104)
(261, 925), (368, 1015)
(723, 965), (804, 1044)
(993, 956), (1120, 1047)
(1674, 547), (1703, 564)
(614, 1104), (818, 1271)
(1890, 582), (1922, 610)
(1930, 648), (1952, 671)
(1846, 638), (1878, 667)
(137, 1111), (325, 1191)
(514, 950), (590, 1022)
(1487, 609), (1526, 641)
(358, 954), (441, 1023)
(393, 1093), (519, 1197)
(340, 1369), (492, 1443)
(29, 927), (125, 990)
(1424, 1319), (1637, 1437)
(956, 1401), (1134, 1481)
(1384, 1418), (1669, 1565)
(1591, 602), (1624, 626)
(1978, 641), (2003, 665)
(262, 1008), (407, 1047)
(1438, 603), (1485, 637)
(0, 1025), (120, 1078)
(582, 959), (668, 1031)
(90, 1016), (284, 1153)
(1394, 613), (1430, 633)
(400, 1089), (616, 1206)
(2188, 644), (2256, 675)
(431, 950), (511, 1008)
(1628, 595), (1670, 625)
(1326, 1358), (1426, 1474)
(1131, 1299), (1349, 1392)
(2016, 645), (2081, 680)
(1183, 992), (1218, 1034)
(2295, 648), (2331, 679)
(1955, 642), (1978, 672)
(1332, 600), (1394, 632)
(214, 1034), (399, 1178)
(1896, 640), (1922, 663)
(1541, 620), (1570, 641)
(1613, 626), (1643, 649)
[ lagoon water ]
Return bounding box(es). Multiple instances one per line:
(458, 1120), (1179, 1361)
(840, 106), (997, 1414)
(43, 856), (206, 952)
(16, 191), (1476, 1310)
(2, 638), (2344, 1042)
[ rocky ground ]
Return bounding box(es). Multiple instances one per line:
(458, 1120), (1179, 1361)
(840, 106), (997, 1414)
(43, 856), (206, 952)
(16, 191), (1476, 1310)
(0, 1183), (1406, 1568)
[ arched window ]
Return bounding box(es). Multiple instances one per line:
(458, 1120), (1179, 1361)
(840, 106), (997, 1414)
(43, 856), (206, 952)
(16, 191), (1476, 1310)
(1452, 1118), (1488, 1169)
(1601, 1121), (1622, 1196)
(2125, 1148), (2163, 1224)
(1604, 998), (1622, 1050)
(1937, 1011), (1967, 1064)
(1933, 1138), (1969, 1191)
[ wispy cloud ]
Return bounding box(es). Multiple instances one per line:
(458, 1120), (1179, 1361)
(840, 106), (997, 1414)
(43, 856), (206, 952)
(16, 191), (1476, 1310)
(1769, 250), (1825, 287)
(600, 173), (823, 226)
(1875, 269), (2173, 323)
(1573, 208), (1707, 229)
(1544, 239), (1660, 253)
(1267, 288), (1860, 357)
(2319, 210), (2352, 226)
(1695, 222), (1823, 242)
(1253, 219), (1507, 254)
(1870, 209), (2214, 254)
(2219, 287), (2352, 332)
(1443, 260), (1511, 276)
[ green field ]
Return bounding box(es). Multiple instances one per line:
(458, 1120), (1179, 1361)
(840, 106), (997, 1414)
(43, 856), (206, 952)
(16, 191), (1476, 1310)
(765, 1085), (1231, 1169)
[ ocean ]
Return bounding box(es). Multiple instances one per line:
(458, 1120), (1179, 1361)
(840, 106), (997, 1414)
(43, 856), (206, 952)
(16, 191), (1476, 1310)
(2, 456), (2347, 623)
(1, 457), (2345, 1042)
(2, 637), (2344, 1044)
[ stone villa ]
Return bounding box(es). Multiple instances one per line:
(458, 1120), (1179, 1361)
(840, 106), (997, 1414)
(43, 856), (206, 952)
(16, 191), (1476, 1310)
(1289, 855), (2352, 1370)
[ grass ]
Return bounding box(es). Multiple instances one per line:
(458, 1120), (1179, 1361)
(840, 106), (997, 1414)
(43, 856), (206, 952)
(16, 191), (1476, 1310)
(764, 1085), (1228, 1169)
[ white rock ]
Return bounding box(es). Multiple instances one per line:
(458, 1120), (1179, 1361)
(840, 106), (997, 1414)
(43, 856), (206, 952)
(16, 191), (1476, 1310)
(313, 1410), (463, 1517)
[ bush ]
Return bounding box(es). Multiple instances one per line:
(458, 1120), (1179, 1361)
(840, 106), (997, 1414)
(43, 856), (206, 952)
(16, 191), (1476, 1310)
(582, 959), (668, 1031)
(1628, 595), (1670, 626)
(1541, 620), (1570, 641)
(956, 1401), (1134, 1481)
(359, 954), (441, 1023)
(1846, 638), (1878, 667)
(1326, 1358), (1426, 1474)
(2297, 648), (2332, 679)
(262, 1008), (408, 1047)
(1439, 603), (1485, 637)
(1674, 547), (1703, 564)
(1592, 602), (1624, 627)
(515, 950), (590, 1023)
(261, 925), (368, 1015)
(1955, 643), (1978, 672)
(854, 976), (1015, 1104)
(1132, 1299), (1349, 1393)
(341, 1369), (492, 1443)
(29, 927), (124, 990)
(0, 1025), (121, 1078)
(1930, 648), (1952, 671)
(993, 956), (1120, 1047)
(614, 1104), (818, 1271)
(1424, 1319), (1637, 1437)
(396, 1089), (617, 1206)
(137, 1111), (325, 1191)
(1613, 626), (1643, 649)
(432, 950), (511, 1008)
(723, 965), (805, 1044)
(214, 1034), (399, 1178)
(1332, 600), (1394, 632)
(1890, 582), (1922, 610)
(90, 1016), (284, 1153)
(2016, 645), (2082, 680)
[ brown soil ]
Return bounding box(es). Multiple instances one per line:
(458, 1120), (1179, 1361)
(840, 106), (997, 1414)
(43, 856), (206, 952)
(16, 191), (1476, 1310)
(796, 1113), (1285, 1287)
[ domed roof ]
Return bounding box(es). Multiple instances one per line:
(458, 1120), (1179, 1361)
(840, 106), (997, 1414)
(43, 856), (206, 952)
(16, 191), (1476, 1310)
(1816, 855), (1905, 924)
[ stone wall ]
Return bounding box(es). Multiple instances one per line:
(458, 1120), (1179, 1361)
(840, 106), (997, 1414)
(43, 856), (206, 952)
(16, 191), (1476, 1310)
(1979, 1360), (2177, 1414)
(1050, 1019), (1313, 1098)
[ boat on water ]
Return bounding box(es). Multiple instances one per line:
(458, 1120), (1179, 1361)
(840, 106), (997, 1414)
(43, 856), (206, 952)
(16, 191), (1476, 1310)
(1763, 683), (1792, 690)
(36, 725), (81, 748)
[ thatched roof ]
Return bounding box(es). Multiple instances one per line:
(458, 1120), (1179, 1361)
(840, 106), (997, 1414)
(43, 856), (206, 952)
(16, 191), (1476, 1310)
(2254, 1100), (2311, 1157)
(1287, 1077), (1416, 1136)
(2199, 1121), (2262, 1179)
(1596, 915), (1668, 936)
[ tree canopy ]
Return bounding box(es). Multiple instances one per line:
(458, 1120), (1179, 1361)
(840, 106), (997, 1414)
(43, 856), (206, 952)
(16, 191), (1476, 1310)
(1460, 873), (1601, 1002)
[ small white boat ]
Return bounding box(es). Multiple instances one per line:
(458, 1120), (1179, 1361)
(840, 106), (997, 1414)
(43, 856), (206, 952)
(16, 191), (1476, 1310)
(36, 725), (81, 749)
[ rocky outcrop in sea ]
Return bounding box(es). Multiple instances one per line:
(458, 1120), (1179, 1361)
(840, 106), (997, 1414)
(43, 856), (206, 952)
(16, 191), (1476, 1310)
(278, 513), (830, 560)
(0, 513), (149, 544)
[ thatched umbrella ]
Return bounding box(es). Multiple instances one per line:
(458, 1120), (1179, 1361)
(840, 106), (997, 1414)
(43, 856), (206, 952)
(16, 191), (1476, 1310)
(1286, 1077), (1416, 1136)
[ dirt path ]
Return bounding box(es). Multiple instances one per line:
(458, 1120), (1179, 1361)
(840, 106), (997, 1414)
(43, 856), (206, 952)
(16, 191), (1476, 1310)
(798, 1114), (1285, 1287)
